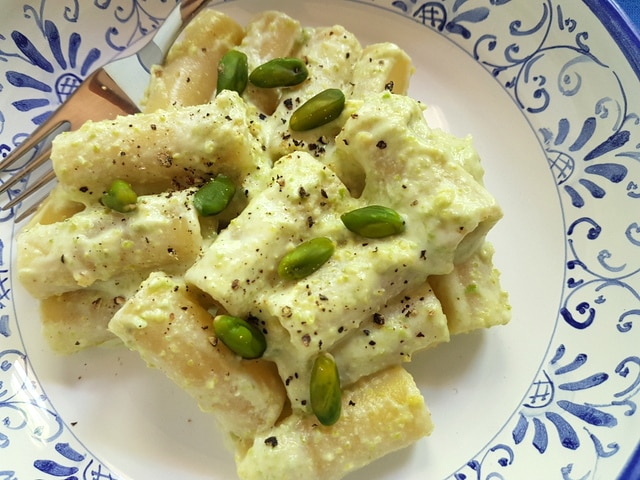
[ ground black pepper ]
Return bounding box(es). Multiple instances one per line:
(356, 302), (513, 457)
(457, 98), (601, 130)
(264, 436), (278, 448)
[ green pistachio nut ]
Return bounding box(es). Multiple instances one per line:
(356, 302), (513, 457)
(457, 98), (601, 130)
(289, 88), (345, 131)
(278, 237), (335, 280)
(340, 205), (405, 238)
(216, 49), (249, 96)
(193, 175), (236, 216)
(212, 314), (267, 359)
(100, 179), (137, 213)
(310, 352), (342, 426)
(249, 57), (309, 88)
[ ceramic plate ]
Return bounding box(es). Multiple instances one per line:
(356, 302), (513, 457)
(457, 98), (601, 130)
(1, 0), (639, 478)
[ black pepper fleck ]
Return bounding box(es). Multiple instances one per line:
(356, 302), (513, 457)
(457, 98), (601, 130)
(264, 436), (278, 448)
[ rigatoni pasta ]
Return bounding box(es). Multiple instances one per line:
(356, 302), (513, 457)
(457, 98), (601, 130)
(234, 366), (433, 480)
(49, 90), (269, 205)
(18, 189), (201, 298)
(143, 9), (244, 112)
(108, 272), (287, 439)
(16, 8), (510, 480)
(232, 11), (303, 114)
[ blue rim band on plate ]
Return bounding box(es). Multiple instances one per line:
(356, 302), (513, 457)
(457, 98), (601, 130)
(615, 0), (640, 27)
(584, 0), (640, 79)
(609, 5), (640, 479)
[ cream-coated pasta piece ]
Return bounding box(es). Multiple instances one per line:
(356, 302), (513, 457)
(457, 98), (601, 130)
(234, 11), (303, 114)
(39, 272), (147, 354)
(185, 151), (426, 409)
(331, 280), (449, 385)
(430, 241), (511, 335)
(348, 42), (414, 98)
(17, 189), (201, 298)
(267, 25), (363, 158)
(269, 279), (449, 409)
(41, 290), (122, 354)
(51, 90), (268, 204)
(187, 91), (503, 409)
(324, 43), (414, 188)
(26, 185), (85, 227)
(335, 91), (503, 265)
(234, 365), (432, 480)
(108, 272), (287, 439)
(143, 9), (244, 112)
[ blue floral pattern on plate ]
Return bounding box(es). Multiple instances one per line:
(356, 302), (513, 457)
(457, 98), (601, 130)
(0, 0), (638, 478)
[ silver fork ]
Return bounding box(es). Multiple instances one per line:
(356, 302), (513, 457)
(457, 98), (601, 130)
(0, 0), (208, 221)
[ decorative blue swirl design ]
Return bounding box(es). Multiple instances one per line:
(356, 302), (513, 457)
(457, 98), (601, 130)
(1, 4), (102, 127)
(450, 345), (639, 479)
(95, 0), (178, 51)
(451, 444), (514, 480)
(0, 349), (64, 448)
(34, 443), (121, 480)
(512, 344), (638, 454)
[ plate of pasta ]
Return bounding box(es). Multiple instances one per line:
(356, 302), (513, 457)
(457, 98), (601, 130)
(1, 0), (639, 479)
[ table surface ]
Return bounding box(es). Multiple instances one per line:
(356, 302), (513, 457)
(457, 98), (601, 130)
(617, 0), (640, 29)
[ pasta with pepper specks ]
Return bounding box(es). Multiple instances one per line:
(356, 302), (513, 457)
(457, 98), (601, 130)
(16, 8), (510, 480)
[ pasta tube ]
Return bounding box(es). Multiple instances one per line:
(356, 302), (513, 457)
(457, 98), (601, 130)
(332, 280), (449, 385)
(39, 270), (154, 354)
(430, 242), (511, 335)
(143, 9), (244, 112)
(235, 365), (432, 480)
(17, 189), (201, 298)
(108, 272), (287, 439)
(267, 25), (363, 158)
(51, 90), (268, 204)
(235, 11), (303, 114)
(336, 91), (503, 265)
(348, 42), (414, 98)
(269, 279), (449, 409)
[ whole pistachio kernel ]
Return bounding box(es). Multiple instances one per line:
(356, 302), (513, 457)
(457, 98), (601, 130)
(100, 179), (137, 213)
(212, 314), (267, 359)
(278, 237), (335, 280)
(340, 205), (405, 238)
(289, 88), (345, 131)
(216, 49), (249, 96)
(249, 57), (308, 88)
(193, 175), (236, 216)
(310, 352), (342, 426)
